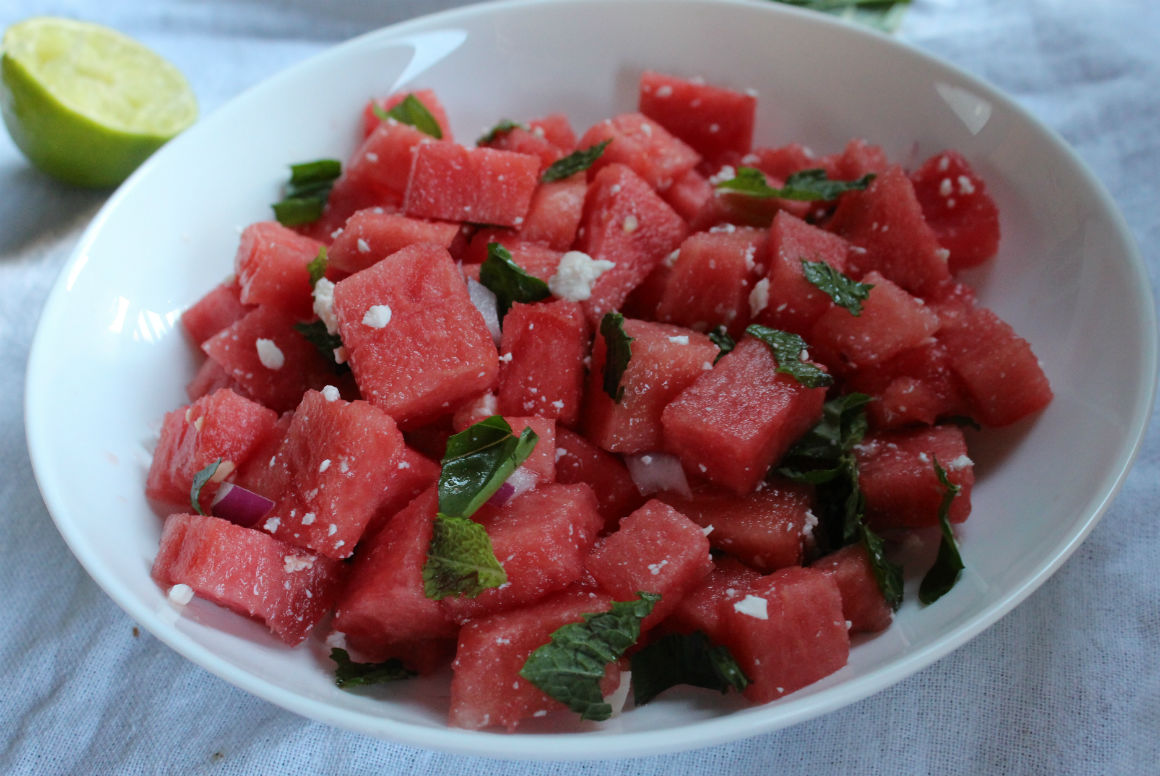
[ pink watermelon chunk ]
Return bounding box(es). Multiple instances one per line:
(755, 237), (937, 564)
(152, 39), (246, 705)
(661, 168), (714, 223)
(843, 340), (969, 429)
(146, 388), (279, 513)
(327, 209), (459, 275)
(717, 566), (849, 703)
(233, 389), (406, 558)
(182, 281), (249, 346)
(482, 125), (566, 170)
(449, 586), (615, 730)
(462, 233), (563, 282)
(152, 513), (345, 645)
(655, 226), (765, 337)
(497, 300), (590, 426)
(663, 556), (763, 643)
(583, 318), (719, 454)
(234, 221), (323, 320)
(745, 143), (819, 181)
(328, 120), (431, 218)
(332, 242), (499, 428)
(585, 499), (714, 631)
(661, 337), (827, 495)
(811, 544), (893, 634)
(331, 488), (458, 670)
(855, 425), (974, 530)
(576, 163), (689, 323)
(403, 142), (540, 227)
(441, 483), (604, 624)
(577, 112), (701, 192)
(755, 210), (852, 336)
(910, 150), (1001, 272)
(528, 113), (577, 151)
(185, 358), (247, 403)
(553, 427), (644, 531)
(638, 70), (757, 161)
(362, 89), (454, 141)
(518, 175), (587, 250)
(362, 445), (441, 541)
(657, 477), (814, 572)
(820, 138), (891, 181)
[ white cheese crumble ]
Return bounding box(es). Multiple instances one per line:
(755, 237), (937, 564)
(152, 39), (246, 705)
(749, 277), (770, 317)
(312, 278), (339, 335)
(167, 584), (194, 606)
(946, 454), (973, 471)
(708, 165), (736, 186)
(263, 517), (281, 533)
(318, 459), (331, 473)
(255, 338), (285, 370)
(362, 304), (392, 328)
(283, 555), (315, 573)
(357, 237), (371, 253)
(647, 560), (669, 576)
(668, 335), (689, 345)
(548, 250), (615, 302)
(302, 512), (316, 525)
(664, 249), (681, 268)
(733, 595), (768, 620)
(321, 385), (341, 402)
(622, 214), (639, 233)
(655, 84), (673, 98)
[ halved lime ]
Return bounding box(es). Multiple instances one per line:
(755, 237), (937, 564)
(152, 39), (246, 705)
(0, 17), (198, 187)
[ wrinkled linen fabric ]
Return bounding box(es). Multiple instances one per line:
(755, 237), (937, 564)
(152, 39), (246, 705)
(1, 1), (1157, 773)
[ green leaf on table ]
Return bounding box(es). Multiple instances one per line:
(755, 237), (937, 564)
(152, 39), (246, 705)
(330, 648), (415, 688)
(801, 259), (874, 315)
(189, 457), (221, 515)
(479, 242), (551, 322)
(374, 93), (443, 139)
(519, 592), (661, 721)
(919, 459), (965, 604)
(599, 312), (634, 402)
(630, 631), (749, 706)
(542, 139), (611, 183)
(744, 324), (833, 388)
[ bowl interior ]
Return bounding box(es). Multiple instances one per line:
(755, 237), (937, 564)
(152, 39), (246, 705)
(25, 0), (1155, 759)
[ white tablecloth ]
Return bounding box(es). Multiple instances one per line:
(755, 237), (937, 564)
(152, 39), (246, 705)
(2, 1), (1157, 773)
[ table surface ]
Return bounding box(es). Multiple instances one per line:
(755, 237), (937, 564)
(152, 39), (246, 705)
(2, 1), (1158, 774)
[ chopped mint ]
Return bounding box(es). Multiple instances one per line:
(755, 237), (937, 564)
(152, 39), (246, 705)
(860, 523), (904, 612)
(599, 312), (634, 402)
(715, 166), (873, 201)
(330, 648), (415, 688)
(919, 459), (965, 604)
(801, 259), (874, 316)
(422, 514), (508, 599)
(708, 327), (735, 363)
(189, 457), (222, 515)
(375, 93), (443, 139)
(542, 139), (611, 183)
(293, 320), (349, 374)
(519, 592), (660, 721)
(744, 324), (833, 388)
(477, 119), (526, 145)
(306, 247), (328, 289)
(272, 158), (341, 226)
(630, 631), (749, 706)
(479, 242), (551, 322)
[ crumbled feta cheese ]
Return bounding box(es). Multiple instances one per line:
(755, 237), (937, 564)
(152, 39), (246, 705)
(548, 250), (615, 302)
(734, 595), (768, 620)
(708, 165), (736, 186)
(321, 385), (340, 402)
(939, 178), (954, 197)
(622, 214), (639, 233)
(946, 454), (973, 470)
(263, 517), (281, 533)
(328, 524), (338, 536)
(357, 238), (371, 253)
(302, 512), (316, 525)
(312, 278), (339, 334)
(655, 84), (673, 98)
(362, 304), (392, 328)
(749, 277), (770, 317)
(957, 175), (976, 195)
(702, 524), (714, 536)
(283, 555), (315, 573)
(168, 584), (194, 605)
(318, 459), (331, 473)
(255, 338), (285, 370)
(647, 560), (669, 576)
(668, 335), (689, 345)
(664, 249), (680, 268)
(551, 399), (565, 410)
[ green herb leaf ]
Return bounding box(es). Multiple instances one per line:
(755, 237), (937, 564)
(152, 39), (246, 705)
(272, 158), (342, 227)
(771, 0), (911, 33)
(860, 523), (904, 611)
(801, 259), (874, 316)
(477, 119), (526, 145)
(542, 139), (611, 183)
(520, 592), (661, 721)
(380, 93), (443, 139)
(599, 312), (634, 402)
(437, 416), (539, 520)
(744, 324), (833, 388)
(330, 648), (416, 688)
(479, 242), (551, 322)
(630, 631), (749, 706)
(189, 458), (221, 515)
(945, 414), (983, 431)
(715, 166), (873, 201)
(708, 327), (735, 363)
(306, 247), (328, 289)
(919, 459), (965, 604)
(422, 514), (508, 599)
(293, 320), (349, 374)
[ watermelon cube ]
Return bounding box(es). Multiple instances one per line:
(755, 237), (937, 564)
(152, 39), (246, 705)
(327, 209), (459, 275)
(855, 425), (974, 530)
(583, 318), (719, 454)
(655, 226), (766, 336)
(585, 499), (714, 631)
(362, 445), (441, 541)
(518, 175), (587, 250)
(152, 513), (345, 645)
(234, 221), (324, 320)
(449, 586), (615, 730)
(745, 143), (819, 181)
(810, 544), (893, 634)
(638, 70), (757, 161)
(185, 358), (247, 402)
(820, 138), (890, 182)
(663, 556), (763, 643)
(577, 112), (701, 192)
(403, 142), (540, 227)
(528, 113), (577, 151)
(910, 150), (1000, 272)
(661, 338), (827, 494)
(755, 211), (852, 336)
(553, 427), (644, 531)
(182, 281), (249, 346)
(843, 340), (969, 429)
(328, 120), (431, 218)
(481, 125), (566, 170)
(497, 300), (590, 426)
(717, 566), (849, 703)
(661, 168), (714, 223)
(362, 89), (454, 141)
(332, 242), (498, 428)
(462, 233), (562, 281)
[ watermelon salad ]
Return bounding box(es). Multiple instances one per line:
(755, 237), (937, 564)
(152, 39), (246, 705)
(145, 70), (1052, 731)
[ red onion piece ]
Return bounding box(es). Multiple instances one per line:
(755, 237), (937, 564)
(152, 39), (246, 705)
(467, 278), (501, 346)
(625, 452), (692, 499)
(487, 481), (516, 507)
(211, 482), (275, 527)
(485, 466), (540, 508)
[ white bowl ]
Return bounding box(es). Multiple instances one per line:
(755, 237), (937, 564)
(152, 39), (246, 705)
(25, 0), (1157, 759)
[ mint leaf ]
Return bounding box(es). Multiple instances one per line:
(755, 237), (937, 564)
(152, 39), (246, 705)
(423, 514), (508, 599)
(708, 327), (735, 363)
(189, 458), (221, 515)
(715, 166), (873, 201)
(744, 324), (833, 388)
(306, 247), (328, 289)
(599, 312), (634, 402)
(479, 242), (551, 322)
(272, 158), (341, 226)
(377, 93), (443, 139)
(437, 416), (539, 520)
(330, 648), (415, 688)
(630, 631), (749, 706)
(477, 119), (526, 145)
(519, 592), (660, 721)
(919, 458), (965, 604)
(293, 320), (349, 375)
(542, 139), (611, 183)
(801, 259), (874, 316)
(860, 523), (903, 611)
(772, 0), (911, 33)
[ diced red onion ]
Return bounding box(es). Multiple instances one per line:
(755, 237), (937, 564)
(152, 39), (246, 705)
(211, 482), (275, 527)
(486, 466), (540, 508)
(625, 452), (692, 499)
(467, 278), (502, 346)
(487, 481), (516, 507)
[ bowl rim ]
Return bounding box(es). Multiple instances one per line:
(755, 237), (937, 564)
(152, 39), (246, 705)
(25, 0), (1158, 759)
